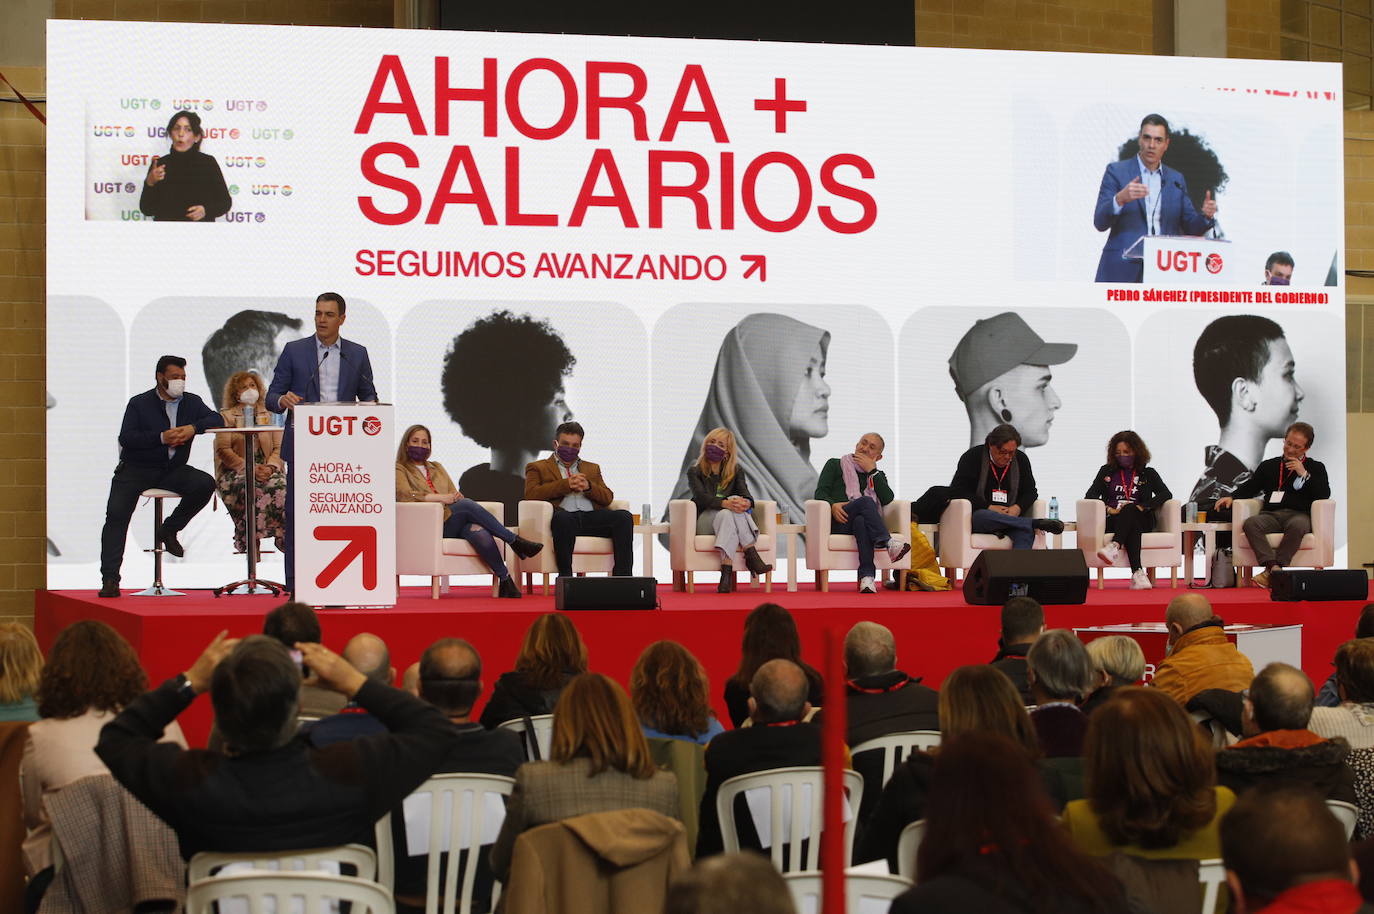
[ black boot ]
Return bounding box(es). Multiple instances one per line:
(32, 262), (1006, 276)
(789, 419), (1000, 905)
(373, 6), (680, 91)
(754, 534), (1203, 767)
(717, 564), (736, 593)
(508, 536), (544, 560)
(743, 546), (773, 575)
(158, 523), (185, 558)
(498, 576), (522, 598)
(98, 577), (121, 598)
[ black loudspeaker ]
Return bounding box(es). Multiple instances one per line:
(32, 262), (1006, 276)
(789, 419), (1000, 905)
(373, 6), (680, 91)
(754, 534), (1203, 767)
(963, 549), (1089, 606)
(1269, 569), (1369, 602)
(554, 576), (659, 610)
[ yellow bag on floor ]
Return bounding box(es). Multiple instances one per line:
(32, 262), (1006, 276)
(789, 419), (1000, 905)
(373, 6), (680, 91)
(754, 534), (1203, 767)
(902, 523), (951, 591)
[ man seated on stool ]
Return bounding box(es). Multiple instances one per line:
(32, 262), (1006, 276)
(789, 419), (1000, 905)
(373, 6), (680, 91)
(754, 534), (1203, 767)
(1214, 421), (1329, 589)
(949, 423), (1063, 549)
(99, 355), (222, 598)
(524, 421), (634, 579)
(815, 433), (910, 594)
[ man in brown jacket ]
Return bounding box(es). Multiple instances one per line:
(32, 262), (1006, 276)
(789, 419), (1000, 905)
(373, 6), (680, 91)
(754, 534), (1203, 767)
(1152, 592), (1255, 705)
(524, 421), (634, 577)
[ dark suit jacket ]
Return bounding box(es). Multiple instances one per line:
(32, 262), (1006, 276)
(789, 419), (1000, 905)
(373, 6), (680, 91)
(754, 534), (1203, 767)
(117, 388), (222, 470)
(523, 455), (614, 508)
(266, 335), (377, 461)
(845, 671), (939, 825)
(1093, 158), (1213, 282)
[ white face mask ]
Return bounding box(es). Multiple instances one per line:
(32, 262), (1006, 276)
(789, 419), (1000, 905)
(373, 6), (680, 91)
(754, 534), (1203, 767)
(165, 378), (185, 397)
(238, 387), (260, 406)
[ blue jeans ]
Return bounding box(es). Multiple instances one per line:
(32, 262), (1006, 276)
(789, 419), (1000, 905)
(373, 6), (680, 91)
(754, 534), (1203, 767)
(442, 499), (517, 579)
(833, 497), (890, 579)
(971, 509), (1035, 549)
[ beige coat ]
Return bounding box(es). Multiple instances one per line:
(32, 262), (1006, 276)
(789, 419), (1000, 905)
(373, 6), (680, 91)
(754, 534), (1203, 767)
(396, 460), (460, 521)
(213, 406), (284, 478)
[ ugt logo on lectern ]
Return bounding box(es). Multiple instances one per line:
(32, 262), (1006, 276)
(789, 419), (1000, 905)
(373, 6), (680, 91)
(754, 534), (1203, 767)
(362, 416), (382, 436)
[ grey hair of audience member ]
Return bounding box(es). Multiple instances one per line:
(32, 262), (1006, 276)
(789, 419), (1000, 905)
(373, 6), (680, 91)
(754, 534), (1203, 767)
(665, 851), (796, 914)
(844, 622), (896, 679)
(1027, 629), (1096, 702)
(1085, 636), (1146, 687)
(211, 635), (301, 754)
(750, 658), (808, 724)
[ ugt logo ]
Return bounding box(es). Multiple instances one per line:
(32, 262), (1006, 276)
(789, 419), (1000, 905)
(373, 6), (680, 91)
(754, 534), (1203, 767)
(1205, 253), (1224, 274)
(362, 417), (382, 436)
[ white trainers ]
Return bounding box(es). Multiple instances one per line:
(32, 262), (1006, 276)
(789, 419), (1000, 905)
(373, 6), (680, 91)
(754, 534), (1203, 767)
(887, 541), (911, 564)
(1130, 569), (1153, 590)
(859, 576), (877, 594)
(1096, 541), (1121, 564)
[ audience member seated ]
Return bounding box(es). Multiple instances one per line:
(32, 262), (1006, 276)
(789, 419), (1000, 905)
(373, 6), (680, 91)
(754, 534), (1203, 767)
(96, 631), (459, 859)
(1221, 784), (1369, 914)
(697, 659), (824, 859)
(631, 640), (724, 745)
(1316, 604), (1374, 708)
(1152, 593), (1255, 706)
(1064, 687), (1236, 862)
(1084, 429), (1172, 590)
(402, 661), (420, 696)
(722, 603), (823, 729)
(665, 851), (796, 914)
(888, 733), (1134, 914)
(1310, 639), (1374, 749)
(1027, 629), (1096, 758)
(479, 613), (588, 729)
(392, 638), (524, 914)
(686, 427), (772, 593)
(989, 596), (1044, 704)
(213, 369), (286, 555)
(1080, 636), (1146, 715)
(814, 433), (909, 593)
(263, 601), (347, 719)
(1216, 662), (1356, 805)
(305, 632), (393, 748)
(858, 664), (1083, 870)
(489, 673), (680, 882)
(843, 621), (937, 823)
(949, 423), (1063, 550)
(21, 621), (186, 902)
(0, 623), (42, 722)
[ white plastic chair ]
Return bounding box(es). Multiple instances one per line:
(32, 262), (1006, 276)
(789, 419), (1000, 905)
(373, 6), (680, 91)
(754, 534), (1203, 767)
(188, 844), (377, 882)
(783, 871), (912, 914)
(396, 501), (510, 598)
(895, 819), (925, 880)
(936, 498), (1048, 582)
(1198, 858), (1226, 914)
(803, 499), (912, 591)
(374, 772), (515, 914)
(517, 499), (631, 595)
(498, 715), (553, 762)
(185, 871), (394, 914)
(667, 499), (777, 593)
(716, 766), (864, 872)
(850, 731), (941, 789)
(1230, 498), (1337, 584)
(1328, 799), (1359, 839)
(1075, 498), (1182, 588)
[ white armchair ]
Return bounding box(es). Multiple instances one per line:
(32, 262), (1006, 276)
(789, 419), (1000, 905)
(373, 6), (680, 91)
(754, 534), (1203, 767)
(518, 498), (631, 595)
(804, 499), (911, 592)
(396, 501), (509, 599)
(668, 499), (777, 593)
(1075, 499), (1181, 589)
(937, 498), (1047, 581)
(1230, 497), (1336, 584)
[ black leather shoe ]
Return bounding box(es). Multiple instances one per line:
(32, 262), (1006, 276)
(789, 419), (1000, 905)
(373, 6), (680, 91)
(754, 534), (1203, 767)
(1032, 518), (1064, 535)
(98, 577), (121, 598)
(717, 566), (736, 593)
(498, 576), (522, 598)
(159, 524), (185, 558)
(508, 536), (544, 560)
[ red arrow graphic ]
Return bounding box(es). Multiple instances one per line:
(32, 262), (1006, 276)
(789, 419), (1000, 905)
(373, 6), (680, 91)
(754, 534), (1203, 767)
(313, 525), (378, 590)
(741, 255), (767, 281)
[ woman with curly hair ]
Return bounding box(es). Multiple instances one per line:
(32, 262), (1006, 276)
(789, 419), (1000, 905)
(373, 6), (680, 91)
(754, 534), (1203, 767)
(631, 641), (724, 745)
(0, 622), (43, 721)
(723, 603), (823, 728)
(479, 613), (588, 729)
(20, 620), (186, 884)
(213, 369), (287, 555)
(1083, 429), (1172, 590)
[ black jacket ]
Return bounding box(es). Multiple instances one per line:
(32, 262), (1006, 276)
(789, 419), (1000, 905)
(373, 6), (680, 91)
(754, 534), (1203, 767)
(950, 445), (1038, 515)
(117, 388), (222, 470)
(1232, 455), (1331, 515)
(686, 465), (755, 511)
(1084, 464), (1171, 511)
(989, 642), (1034, 705)
(846, 671), (938, 824)
(478, 670), (574, 730)
(138, 148), (232, 221)
(1215, 733), (1357, 804)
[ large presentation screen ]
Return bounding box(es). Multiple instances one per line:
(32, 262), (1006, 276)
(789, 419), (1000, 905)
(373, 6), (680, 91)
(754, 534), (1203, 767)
(46, 21), (1347, 587)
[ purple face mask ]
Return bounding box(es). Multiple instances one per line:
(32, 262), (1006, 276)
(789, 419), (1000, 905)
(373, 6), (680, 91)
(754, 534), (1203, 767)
(556, 445), (580, 464)
(407, 445), (430, 463)
(1268, 276), (1290, 286)
(1116, 455), (1135, 469)
(704, 444), (728, 463)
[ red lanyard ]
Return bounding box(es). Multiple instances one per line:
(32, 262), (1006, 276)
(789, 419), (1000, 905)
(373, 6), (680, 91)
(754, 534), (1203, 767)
(1118, 470), (1135, 503)
(989, 460), (1009, 487)
(764, 719), (800, 728)
(846, 678), (908, 695)
(1278, 458), (1302, 488)
(421, 465), (436, 493)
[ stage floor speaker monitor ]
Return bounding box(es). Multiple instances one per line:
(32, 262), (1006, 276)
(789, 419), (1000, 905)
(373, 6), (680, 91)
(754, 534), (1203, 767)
(1269, 569), (1368, 602)
(555, 576), (658, 610)
(963, 549), (1089, 606)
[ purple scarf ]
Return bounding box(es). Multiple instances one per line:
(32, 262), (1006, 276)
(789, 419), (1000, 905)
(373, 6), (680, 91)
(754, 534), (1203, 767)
(840, 454), (880, 506)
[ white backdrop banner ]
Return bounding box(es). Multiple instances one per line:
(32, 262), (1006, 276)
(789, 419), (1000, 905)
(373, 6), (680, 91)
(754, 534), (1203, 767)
(45, 21), (1348, 587)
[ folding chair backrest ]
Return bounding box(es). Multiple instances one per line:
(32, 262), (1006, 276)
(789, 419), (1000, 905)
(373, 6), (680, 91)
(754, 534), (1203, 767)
(497, 716), (553, 762)
(850, 731), (941, 787)
(186, 871), (394, 914)
(1327, 799), (1359, 839)
(188, 845), (377, 883)
(895, 819), (926, 880)
(1198, 858), (1227, 914)
(716, 766), (863, 872)
(784, 871), (913, 914)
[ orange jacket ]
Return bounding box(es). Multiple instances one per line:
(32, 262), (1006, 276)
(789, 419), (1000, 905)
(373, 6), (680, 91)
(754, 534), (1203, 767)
(1152, 622), (1255, 706)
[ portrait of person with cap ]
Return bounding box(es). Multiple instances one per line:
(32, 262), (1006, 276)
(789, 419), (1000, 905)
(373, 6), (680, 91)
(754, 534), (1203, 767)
(948, 312), (1078, 450)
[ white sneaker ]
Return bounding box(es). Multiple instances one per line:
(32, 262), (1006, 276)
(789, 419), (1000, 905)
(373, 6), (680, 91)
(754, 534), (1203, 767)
(886, 541), (911, 563)
(859, 576), (877, 594)
(1130, 569), (1153, 590)
(1096, 542), (1121, 564)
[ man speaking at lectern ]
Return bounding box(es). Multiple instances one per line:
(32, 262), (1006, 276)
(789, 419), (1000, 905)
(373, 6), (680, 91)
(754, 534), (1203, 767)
(1093, 114), (1217, 283)
(268, 292), (378, 595)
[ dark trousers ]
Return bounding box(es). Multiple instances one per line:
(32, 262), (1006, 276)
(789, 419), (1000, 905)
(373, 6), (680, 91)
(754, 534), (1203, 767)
(833, 497), (890, 579)
(443, 499), (516, 579)
(1106, 505), (1156, 571)
(285, 459), (296, 591)
(100, 461), (215, 580)
(1243, 508), (1312, 567)
(549, 508), (634, 576)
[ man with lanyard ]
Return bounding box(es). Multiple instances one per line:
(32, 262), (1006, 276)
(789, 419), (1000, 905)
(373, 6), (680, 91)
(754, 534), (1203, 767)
(814, 433), (910, 594)
(1216, 421), (1329, 589)
(523, 420), (634, 579)
(949, 423), (1063, 549)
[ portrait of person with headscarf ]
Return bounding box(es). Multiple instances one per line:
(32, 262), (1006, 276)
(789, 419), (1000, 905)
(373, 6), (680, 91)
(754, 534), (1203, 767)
(664, 313), (832, 526)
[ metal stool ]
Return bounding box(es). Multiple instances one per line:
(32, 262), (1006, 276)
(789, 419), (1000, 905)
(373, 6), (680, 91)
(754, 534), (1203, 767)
(137, 488), (184, 596)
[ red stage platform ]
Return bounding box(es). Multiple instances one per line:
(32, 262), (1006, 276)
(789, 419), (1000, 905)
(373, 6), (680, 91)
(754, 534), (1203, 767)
(35, 581), (1374, 747)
